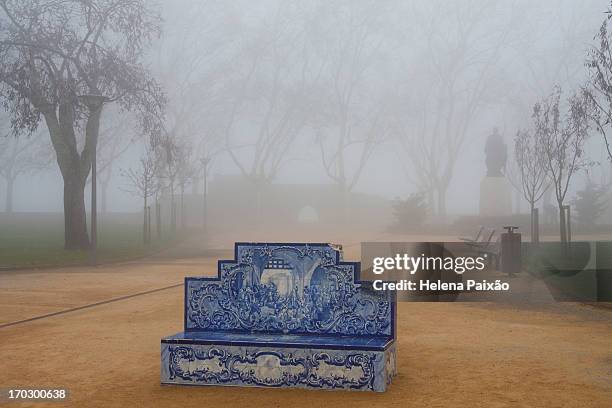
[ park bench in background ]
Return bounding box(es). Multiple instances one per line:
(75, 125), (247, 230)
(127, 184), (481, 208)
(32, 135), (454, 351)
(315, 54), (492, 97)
(161, 242), (397, 392)
(465, 228), (499, 267)
(465, 227), (495, 251)
(477, 235), (501, 269)
(459, 225), (484, 244)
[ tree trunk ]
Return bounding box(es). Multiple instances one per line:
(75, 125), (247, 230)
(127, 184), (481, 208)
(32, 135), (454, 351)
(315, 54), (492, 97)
(256, 185), (262, 221)
(42, 99), (103, 250)
(437, 187), (447, 217)
(202, 168), (207, 231)
(426, 189), (434, 214)
(143, 196), (148, 245)
(63, 173), (90, 249)
(170, 182), (176, 232)
(254, 180), (264, 229)
(180, 185), (185, 229)
(530, 203), (535, 242)
(5, 176), (14, 213)
(156, 200), (161, 238)
(534, 207), (540, 244)
(530, 204), (539, 244)
(192, 176), (200, 194)
(339, 184), (349, 225)
(559, 205), (567, 244)
(101, 180), (109, 214)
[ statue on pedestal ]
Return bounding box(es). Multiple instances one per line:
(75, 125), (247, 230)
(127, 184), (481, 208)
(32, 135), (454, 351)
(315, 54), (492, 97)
(480, 128), (512, 216)
(485, 127), (507, 177)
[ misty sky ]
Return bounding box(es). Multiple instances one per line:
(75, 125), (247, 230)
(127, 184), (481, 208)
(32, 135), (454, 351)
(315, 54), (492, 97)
(3, 0), (612, 215)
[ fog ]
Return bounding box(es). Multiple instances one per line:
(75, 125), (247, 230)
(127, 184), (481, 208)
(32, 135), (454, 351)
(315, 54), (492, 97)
(1, 0), (611, 228)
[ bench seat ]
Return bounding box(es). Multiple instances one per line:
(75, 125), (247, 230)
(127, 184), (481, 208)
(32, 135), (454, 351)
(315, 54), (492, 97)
(163, 331), (394, 351)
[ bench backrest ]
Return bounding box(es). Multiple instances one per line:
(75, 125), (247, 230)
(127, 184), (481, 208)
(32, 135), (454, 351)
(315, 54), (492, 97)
(472, 226), (484, 242)
(185, 242), (395, 338)
(479, 228), (495, 244)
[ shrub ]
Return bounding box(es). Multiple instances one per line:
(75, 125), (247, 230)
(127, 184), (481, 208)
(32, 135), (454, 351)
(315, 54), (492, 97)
(571, 183), (608, 226)
(391, 193), (428, 230)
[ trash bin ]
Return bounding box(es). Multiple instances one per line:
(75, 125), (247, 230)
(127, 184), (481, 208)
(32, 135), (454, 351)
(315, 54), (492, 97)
(501, 226), (521, 276)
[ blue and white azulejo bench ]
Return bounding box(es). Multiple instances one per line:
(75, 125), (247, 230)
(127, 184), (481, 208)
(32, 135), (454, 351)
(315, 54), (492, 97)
(161, 242), (397, 392)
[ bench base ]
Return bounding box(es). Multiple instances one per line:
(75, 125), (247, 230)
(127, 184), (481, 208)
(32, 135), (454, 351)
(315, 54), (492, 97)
(161, 339), (396, 392)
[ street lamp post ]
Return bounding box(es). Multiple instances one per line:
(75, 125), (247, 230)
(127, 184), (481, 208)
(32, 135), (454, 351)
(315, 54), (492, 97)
(82, 94), (110, 266)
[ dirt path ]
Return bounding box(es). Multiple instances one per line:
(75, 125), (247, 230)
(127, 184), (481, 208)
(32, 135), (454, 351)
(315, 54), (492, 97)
(1, 233), (611, 407)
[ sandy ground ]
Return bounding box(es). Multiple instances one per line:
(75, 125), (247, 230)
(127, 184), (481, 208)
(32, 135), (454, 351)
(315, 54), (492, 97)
(1, 231), (612, 407)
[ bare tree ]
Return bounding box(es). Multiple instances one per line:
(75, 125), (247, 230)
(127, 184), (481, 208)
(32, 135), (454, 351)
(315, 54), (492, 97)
(585, 2), (612, 162)
(492, 0), (605, 218)
(193, 135), (223, 230)
(155, 0), (234, 185)
(175, 141), (197, 229)
(311, 1), (390, 198)
(150, 2), (236, 231)
(196, 152), (214, 231)
(82, 109), (135, 213)
(510, 0), (601, 105)
(514, 128), (550, 242)
(216, 2), (321, 216)
(0, 0), (165, 249)
(394, 1), (516, 215)
(534, 87), (592, 243)
(121, 146), (159, 244)
(0, 130), (53, 212)
(157, 135), (182, 231)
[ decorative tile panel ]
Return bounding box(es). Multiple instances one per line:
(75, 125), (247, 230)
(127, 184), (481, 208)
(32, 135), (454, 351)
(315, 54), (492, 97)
(161, 343), (392, 392)
(185, 243), (394, 336)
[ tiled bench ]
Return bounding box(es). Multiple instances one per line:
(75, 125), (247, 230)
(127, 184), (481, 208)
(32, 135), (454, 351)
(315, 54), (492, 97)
(161, 242), (397, 392)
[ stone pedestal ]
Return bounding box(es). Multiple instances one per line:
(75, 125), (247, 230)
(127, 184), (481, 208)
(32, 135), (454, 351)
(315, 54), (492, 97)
(479, 176), (512, 216)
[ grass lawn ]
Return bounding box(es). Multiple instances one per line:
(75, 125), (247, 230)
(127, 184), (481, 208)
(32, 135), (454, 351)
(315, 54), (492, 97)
(0, 212), (176, 269)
